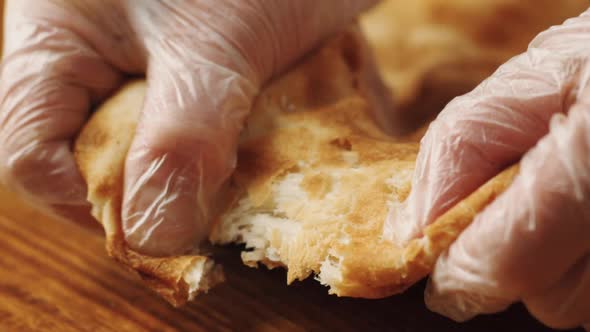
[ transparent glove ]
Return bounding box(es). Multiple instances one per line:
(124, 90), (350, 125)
(388, 8), (590, 329)
(0, 0), (378, 255)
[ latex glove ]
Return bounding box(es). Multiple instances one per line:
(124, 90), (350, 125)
(388, 7), (590, 329)
(0, 0), (378, 255)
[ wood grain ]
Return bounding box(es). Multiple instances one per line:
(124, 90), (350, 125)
(0, 188), (582, 332)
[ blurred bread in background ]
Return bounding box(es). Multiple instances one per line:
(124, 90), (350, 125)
(361, 0), (588, 131)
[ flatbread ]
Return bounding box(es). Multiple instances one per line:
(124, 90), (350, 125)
(74, 27), (518, 305)
(360, 0), (589, 126)
(74, 0), (587, 306)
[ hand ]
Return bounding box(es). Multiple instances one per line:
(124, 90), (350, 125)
(0, 0), (378, 255)
(388, 8), (590, 329)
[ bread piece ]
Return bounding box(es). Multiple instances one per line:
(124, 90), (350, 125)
(75, 82), (224, 307)
(361, 0), (589, 106)
(207, 29), (519, 298)
(75, 27), (518, 304)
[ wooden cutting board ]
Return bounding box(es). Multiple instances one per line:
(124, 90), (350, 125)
(0, 188), (582, 332)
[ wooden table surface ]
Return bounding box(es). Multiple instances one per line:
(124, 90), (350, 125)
(0, 188), (582, 332)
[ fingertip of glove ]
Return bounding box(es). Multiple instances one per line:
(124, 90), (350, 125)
(121, 155), (211, 256)
(424, 261), (479, 323)
(122, 185), (205, 256)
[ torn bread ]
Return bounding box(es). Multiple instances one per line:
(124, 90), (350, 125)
(207, 31), (519, 298)
(74, 27), (518, 304)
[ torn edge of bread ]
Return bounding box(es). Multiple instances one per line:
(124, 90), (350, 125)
(183, 259), (219, 299)
(317, 251), (344, 289)
(212, 161), (518, 298)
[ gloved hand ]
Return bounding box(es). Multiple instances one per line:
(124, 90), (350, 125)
(391, 8), (590, 330)
(0, 0), (378, 255)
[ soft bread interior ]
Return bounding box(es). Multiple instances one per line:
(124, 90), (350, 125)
(183, 259), (217, 299)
